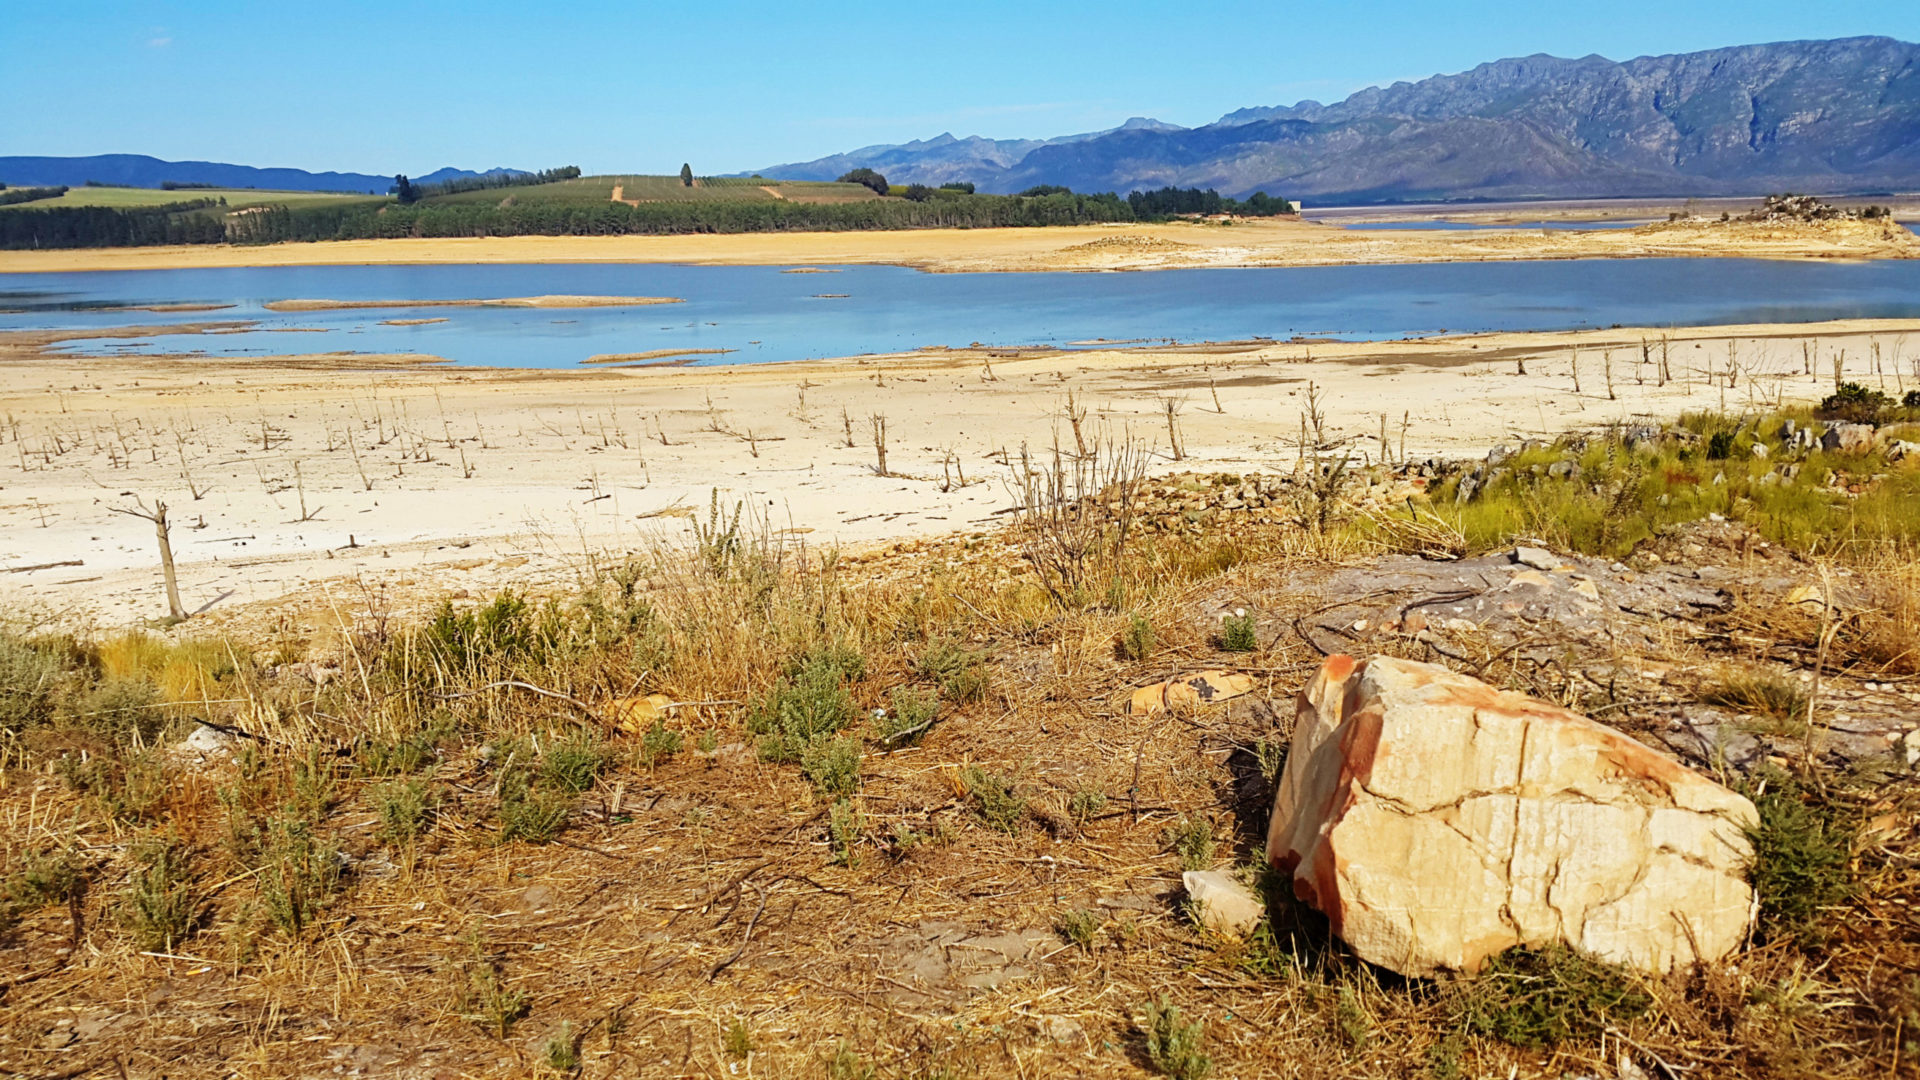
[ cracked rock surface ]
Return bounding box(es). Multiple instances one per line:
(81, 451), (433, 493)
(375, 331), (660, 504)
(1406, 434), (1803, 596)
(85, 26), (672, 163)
(1267, 654), (1757, 977)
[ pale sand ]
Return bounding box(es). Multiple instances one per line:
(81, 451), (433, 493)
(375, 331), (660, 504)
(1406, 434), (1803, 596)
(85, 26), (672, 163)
(2, 217), (1913, 276)
(262, 295), (681, 312)
(4, 318), (1918, 632)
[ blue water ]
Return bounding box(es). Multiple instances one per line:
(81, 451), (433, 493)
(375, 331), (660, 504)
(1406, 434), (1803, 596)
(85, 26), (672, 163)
(1343, 219), (1647, 231)
(6, 258), (1920, 369)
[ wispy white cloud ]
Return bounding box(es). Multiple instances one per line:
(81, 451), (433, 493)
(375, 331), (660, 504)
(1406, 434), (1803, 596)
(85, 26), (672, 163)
(147, 28), (172, 48)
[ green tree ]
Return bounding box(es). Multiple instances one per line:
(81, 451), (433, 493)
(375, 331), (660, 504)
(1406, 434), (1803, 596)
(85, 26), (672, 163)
(393, 175), (417, 204)
(679, 163), (693, 187)
(837, 168), (889, 196)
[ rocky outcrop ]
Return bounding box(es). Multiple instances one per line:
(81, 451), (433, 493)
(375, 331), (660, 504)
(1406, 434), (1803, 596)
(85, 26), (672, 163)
(1266, 655), (1758, 977)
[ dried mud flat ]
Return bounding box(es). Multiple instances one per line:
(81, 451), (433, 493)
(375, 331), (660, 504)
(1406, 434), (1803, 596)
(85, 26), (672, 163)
(6, 318), (1920, 631)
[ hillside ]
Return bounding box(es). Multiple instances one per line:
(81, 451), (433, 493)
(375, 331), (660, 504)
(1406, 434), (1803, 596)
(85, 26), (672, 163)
(0, 155), (520, 194)
(757, 36), (1920, 202)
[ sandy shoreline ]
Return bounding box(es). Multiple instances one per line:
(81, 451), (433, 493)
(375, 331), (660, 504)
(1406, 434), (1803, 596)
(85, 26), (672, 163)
(2, 216), (1913, 276)
(4, 317), (1917, 632)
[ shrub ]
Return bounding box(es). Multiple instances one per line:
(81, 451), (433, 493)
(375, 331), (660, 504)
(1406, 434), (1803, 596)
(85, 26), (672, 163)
(1143, 997), (1211, 1080)
(879, 686), (937, 744)
(122, 839), (195, 952)
(1818, 382), (1896, 424)
(959, 765), (1026, 833)
(1906, 390), (1920, 410)
(749, 646), (861, 761)
(359, 728), (440, 776)
(802, 736), (861, 798)
(1219, 613), (1257, 652)
(1120, 613), (1156, 660)
(1459, 945), (1652, 1049)
(1164, 816), (1215, 871)
(499, 779), (572, 844)
(1069, 786), (1108, 823)
(1, 849), (81, 933)
(1706, 430), (1735, 460)
(541, 730), (605, 793)
(640, 720), (682, 765)
(723, 1018), (753, 1060)
(259, 815), (340, 936)
(1055, 908), (1101, 949)
(544, 1022), (579, 1071)
(1742, 766), (1854, 942)
(0, 634), (61, 733)
(371, 779), (434, 846)
(464, 959), (530, 1038)
(827, 798), (864, 866)
(919, 641), (988, 703)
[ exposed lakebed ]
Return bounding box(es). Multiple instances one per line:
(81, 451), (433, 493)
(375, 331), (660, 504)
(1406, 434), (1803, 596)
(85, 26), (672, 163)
(6, 258), (1920, 368)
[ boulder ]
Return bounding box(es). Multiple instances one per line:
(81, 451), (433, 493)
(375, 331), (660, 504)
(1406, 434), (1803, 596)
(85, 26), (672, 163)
(1821, 422), (1875, 454)
(1266, 655), (1757, 977)
(1887, 440), (1920, 463)
(1182, 870), (1265, 938)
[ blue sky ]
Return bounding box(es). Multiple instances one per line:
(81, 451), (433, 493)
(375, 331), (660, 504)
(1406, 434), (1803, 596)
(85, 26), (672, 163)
(5, 1), (1914, 175)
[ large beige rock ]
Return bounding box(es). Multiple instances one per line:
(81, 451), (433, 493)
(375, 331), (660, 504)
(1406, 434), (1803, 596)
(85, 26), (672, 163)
(1266, 655), (1757, 977)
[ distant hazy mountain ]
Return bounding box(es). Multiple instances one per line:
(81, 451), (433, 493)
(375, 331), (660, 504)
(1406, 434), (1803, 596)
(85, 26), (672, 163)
(0, 155), (523, 194)
(749, 117), (1188, 187)
(756, 37), (1920, 203)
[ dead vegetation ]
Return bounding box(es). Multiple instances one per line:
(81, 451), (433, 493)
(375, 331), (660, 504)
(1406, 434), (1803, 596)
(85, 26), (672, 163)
(2, 407), (1919, 1079)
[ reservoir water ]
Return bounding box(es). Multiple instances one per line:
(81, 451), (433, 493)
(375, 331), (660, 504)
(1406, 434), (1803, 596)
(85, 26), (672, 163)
(5, 258), (1920, 369)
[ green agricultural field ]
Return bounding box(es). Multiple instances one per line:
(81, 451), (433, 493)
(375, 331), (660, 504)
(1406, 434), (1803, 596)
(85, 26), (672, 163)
(425, 174), (881, 207)
(0, 186), (388, 211)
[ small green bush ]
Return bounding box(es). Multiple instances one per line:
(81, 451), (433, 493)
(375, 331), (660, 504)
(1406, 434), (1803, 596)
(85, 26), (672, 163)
(1460, 945), (1652, 1049)
(1219, 613), (1257, 653)
(541, 730), (605, 793)
(1055, 908), (1101, 949)
(879, 686), (937, 744)
(1, 849), (81, 933)
(1818, 382), (1896, 424)
(959, 765), (1026, 833)
(827, 1043), (877, 1080)
(0, 634), (62, 733)
(371, 779), (434, 846)
(499, 781), (572, 844)
(258, 815), (340, 936)
(802, 736), (861, 798)
(1120, 613), (1156, 661)
(749, 647), (861, 761)
(71, 676), (163, 744)
(359, 728), (440, 776)
(465, 960), (530, 1038)
(723, 1017), (753, 1060)
(122, 839), (195, 952)
(544, 1022), (579, 1071)
(1164, 816), (1215, 871)
(919, 640), (989, 703)
(1143, 997), (1211, 1080)
(1069, 786), (1108, 823)
(828, 799), (864, 866)
(1742, 766), (1854, 942)
(639, 721), (682, 765)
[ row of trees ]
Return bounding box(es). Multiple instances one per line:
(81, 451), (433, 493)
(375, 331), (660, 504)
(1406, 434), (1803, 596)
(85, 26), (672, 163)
(1127, 186), (1294, 217)
(0, 186), (68, 206)
(0, 199), (225, 249)
(222, 190), (1140, 243)
(407, 166), (584, 199)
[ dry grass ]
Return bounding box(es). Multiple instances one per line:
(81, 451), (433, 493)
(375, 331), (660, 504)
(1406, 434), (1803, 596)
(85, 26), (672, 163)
(2, 449), (1918, 1078)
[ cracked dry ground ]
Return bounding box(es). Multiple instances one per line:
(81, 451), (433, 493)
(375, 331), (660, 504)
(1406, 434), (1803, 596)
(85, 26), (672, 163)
(3, 518), (1918, 1079)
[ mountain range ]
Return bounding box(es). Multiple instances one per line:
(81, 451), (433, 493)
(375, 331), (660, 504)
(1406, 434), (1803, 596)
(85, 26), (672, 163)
(0, 155), (520, 194)
(755, 36), (1920, 203)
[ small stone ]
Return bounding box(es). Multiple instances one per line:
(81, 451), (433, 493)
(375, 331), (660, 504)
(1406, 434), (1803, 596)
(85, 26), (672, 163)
(1750, 443), (1769, 459)
(1182, 870), (1265, 938)
(1512, 545), (1560, 571)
